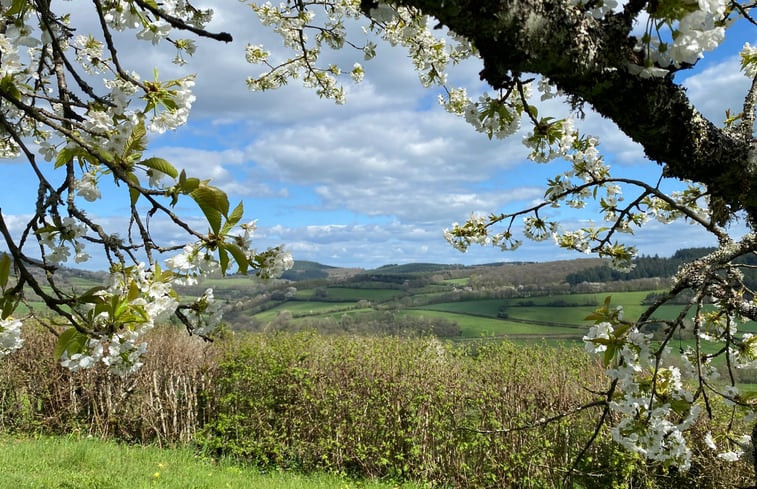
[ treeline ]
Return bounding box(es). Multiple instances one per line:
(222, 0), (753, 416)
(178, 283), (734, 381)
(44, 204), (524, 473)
(566, 248), (717, 285)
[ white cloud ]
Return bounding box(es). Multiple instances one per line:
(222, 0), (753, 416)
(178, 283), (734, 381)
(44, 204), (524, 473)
(6, 3), (744, 271)
(246, 108), (536, 221)
(683, 56), (751, 125)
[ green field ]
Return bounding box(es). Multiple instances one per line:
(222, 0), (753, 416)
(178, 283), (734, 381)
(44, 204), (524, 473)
(443, 277), (469, 286)
(414, 299), (503, 317)
(305, 287), (405, 301)
(0, 436), (420, 489)
(248, 289), (728, 340)
(252, 301), (358, 321)
(402, 309), (582, 338)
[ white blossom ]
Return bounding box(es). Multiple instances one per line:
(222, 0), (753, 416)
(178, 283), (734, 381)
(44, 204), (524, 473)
(0, 316), (23, 357)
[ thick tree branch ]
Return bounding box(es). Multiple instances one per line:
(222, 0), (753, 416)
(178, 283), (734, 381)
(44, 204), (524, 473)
(392, 0), (756, 223)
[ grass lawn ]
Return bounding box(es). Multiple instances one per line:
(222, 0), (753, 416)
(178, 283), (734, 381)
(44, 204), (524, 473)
(0, 435), (423, 489)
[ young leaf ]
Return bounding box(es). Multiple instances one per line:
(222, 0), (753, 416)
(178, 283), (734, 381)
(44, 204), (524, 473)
(225, 241), (250, 275)
(227, 201), (244, 229)
(218, 246), (230, 275)
(1, 293), (19, 319)
(54, 327), (88, 360)
(139, 157), (178, 179)
(77, 286), (108, 304)
(194, 185), (229, 216)
(0, 252), (10, 290)
(125, 172), (141, 206)
(54, 146), (77, 169)
(192, 197), (222, 235)
(122, 120), (147, 160)
(190, 185), (230, 234)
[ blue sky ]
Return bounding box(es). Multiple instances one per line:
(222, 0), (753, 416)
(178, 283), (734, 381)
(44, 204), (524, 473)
(2, 2), (755, 270)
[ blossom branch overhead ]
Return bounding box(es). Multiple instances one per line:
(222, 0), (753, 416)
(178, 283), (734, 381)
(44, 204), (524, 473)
(1, 0), (757, 481)
(0, 0), (294, 375)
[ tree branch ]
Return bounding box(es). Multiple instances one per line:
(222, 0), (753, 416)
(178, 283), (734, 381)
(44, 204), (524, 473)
(394, 0), (756, 223)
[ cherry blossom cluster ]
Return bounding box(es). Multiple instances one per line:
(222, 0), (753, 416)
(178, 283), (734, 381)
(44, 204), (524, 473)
(0, 1), (293, 376)
(0, 316), (23, 358)
(245, 0), (476, 113)
(583, 292), (757, 469)
(628, 0), (728, 78)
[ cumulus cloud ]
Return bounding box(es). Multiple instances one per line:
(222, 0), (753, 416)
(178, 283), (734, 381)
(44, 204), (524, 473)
(4, 3), (740, 269)
(682, 56), (751, 124)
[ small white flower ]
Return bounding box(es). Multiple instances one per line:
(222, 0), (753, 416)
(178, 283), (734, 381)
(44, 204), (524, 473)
(718, 450), (742, 462)
(72, 171), (101, 202)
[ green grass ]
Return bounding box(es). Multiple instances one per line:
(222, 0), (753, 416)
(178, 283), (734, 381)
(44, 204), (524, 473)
(291, 287), (404, 302)
(64, 276), (103, 288)
(253, 301), (358, 321)
(414, 299), (503, 317)
(443, 277), (469, 286)
(402, 310), (582, 338)
(319, 287), (405, 301)
(0, 435), (422, 489)
(500, 290), (657, 307)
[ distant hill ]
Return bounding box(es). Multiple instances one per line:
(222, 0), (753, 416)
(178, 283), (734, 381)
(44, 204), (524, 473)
(281, 260), (363, 281)
(368, 263), (467, 274)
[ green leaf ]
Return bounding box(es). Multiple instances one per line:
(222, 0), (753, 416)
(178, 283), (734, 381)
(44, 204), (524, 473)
(139, 157), (178, 179)
(225, 242), (250, 275)
(5, 0), (28, 17)
(584, 311), (606, 322)
(0, 75), (20, 100)
(127, 279), (140, 302)
(1, 293), (19, 319)
(54, 146), (77, 169)
(178, 175), (200, 194)
(0, 252), (10, 290)
(227, 201), (244, 228)
(125, 172), (141, 206)
(77, 286), (108, 304)
(613, 323), (632, 338)
(603, 345), (616, 367)
(54, 327), (88, 360)
(218, 246), (230, 275)
(190, 185), (230, 235)
(122, 120), (147, 160)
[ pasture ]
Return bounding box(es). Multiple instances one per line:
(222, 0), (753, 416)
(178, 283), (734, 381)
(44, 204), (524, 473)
(249, 287), (705, 341)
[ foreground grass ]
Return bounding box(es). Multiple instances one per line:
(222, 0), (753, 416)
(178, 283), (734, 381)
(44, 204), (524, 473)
(0, 435), (423, 489)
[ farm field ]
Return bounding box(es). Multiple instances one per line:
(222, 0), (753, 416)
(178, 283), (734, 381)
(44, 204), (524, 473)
(401, 309), (582, 338)
(252, 301), (359, 322)
(295, 286), (406, 301)
(245, 283), (757, 344)
(248, 287), (686, 338)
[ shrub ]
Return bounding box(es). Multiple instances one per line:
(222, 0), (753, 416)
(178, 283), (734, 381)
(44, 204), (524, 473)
(1, 325), (752, 487)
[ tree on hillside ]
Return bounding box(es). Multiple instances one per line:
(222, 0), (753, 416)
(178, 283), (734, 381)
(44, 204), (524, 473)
(2, 0), (757, 482)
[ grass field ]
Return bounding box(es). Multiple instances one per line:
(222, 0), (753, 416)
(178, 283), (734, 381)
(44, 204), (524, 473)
(248, 289), (723, 340)
(443, 277), (469, 286)
(402, 309), (582, 338)
(414, 299), (503, 317)
(314, 287), (405, 301)
(0, 436), (422, 489)
(252, 301), (359, 321)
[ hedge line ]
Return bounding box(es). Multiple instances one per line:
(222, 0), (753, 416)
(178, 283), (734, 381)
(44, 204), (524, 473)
(0, 325), (751, 488)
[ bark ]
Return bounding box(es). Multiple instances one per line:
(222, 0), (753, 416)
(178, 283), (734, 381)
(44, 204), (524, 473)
(391, 0), (757, 224)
